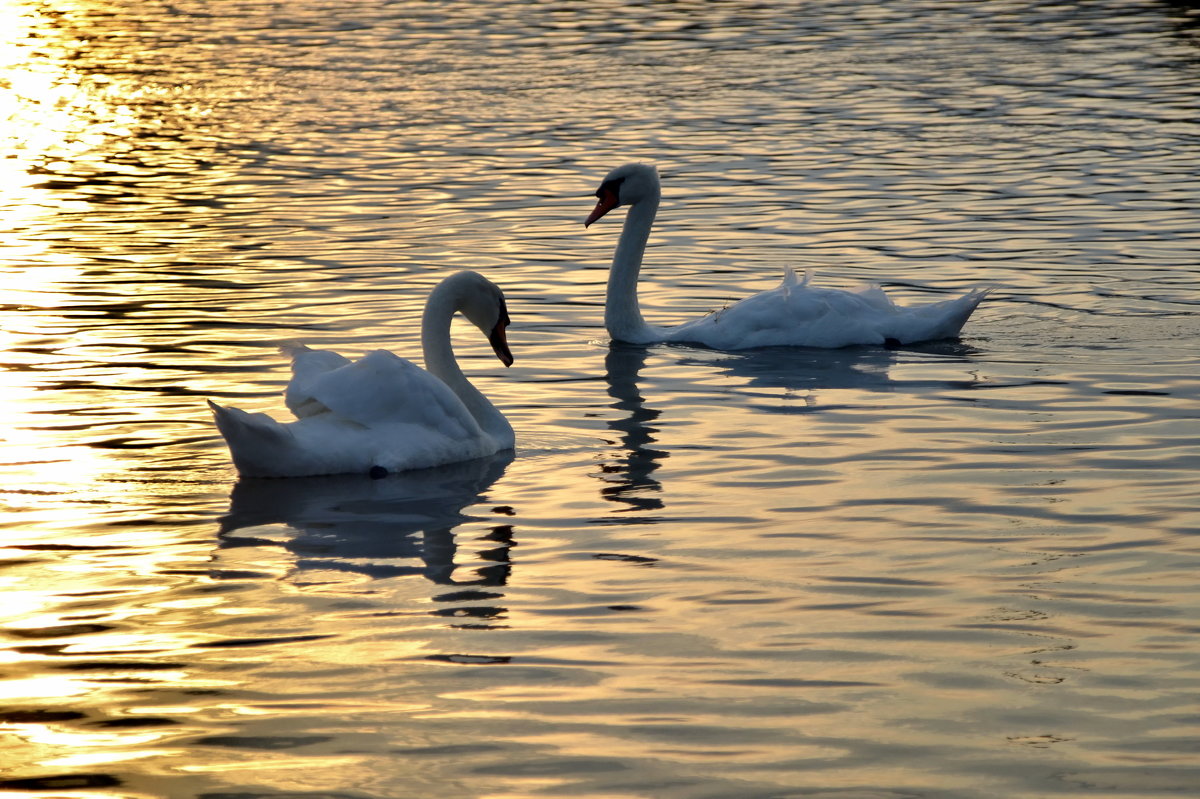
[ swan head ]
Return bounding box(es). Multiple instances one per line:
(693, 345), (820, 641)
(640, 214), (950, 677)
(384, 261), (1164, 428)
(451, 271), (514, 367)
(584, 163), (659, 227)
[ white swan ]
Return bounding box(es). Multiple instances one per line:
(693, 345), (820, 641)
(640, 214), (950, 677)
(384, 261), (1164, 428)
(209, 270), (515, 478)
(585, 163), (987, 349)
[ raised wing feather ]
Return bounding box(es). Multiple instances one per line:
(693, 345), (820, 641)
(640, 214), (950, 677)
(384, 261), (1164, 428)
(284, 344), (353, 419)
(286, 349), (481, 441)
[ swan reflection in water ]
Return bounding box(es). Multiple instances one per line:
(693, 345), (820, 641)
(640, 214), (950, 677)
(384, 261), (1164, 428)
(595, 340), (984, 511)
(217, 451), (515, 587)
(675, 340), (984, 402)
(597, 343), (668, 516)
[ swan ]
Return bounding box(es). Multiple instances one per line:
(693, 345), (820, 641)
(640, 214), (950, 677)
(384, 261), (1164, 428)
(208, 270), (515, 478)
(585, 163), (987, 349)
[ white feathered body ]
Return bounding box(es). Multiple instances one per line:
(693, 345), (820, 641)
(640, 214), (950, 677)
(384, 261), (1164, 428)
(211, 349), (512, 478)
(664, 270), (988, 350)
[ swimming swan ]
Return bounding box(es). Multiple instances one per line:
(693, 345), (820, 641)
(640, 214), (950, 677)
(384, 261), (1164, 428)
(209, 270), (514, 478)
(586, 163), (987, 349)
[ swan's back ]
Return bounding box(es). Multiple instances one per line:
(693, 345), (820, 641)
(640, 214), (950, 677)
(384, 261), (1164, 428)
(210, 400), (497, 478)
(287, 349), (481, 435)
(211, 348), (494, 478)
(668, 270), (988, 349)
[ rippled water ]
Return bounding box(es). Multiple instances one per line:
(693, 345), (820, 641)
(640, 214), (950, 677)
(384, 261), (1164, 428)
(2, 1), (1198, 796)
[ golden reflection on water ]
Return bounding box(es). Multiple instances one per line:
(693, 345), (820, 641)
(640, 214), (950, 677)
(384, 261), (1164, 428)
(1, 0), (136, 224)
(0, 0), (82, 332)
(0, 0), (231, 501)
(0, 0), (112, 470)
(0, 0), (251, 735)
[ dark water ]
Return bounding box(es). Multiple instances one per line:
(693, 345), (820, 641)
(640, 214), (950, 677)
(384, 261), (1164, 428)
(1, 1), (1198, 797)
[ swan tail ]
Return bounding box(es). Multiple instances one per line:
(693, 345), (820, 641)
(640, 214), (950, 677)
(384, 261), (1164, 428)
(208, 400), (296, 475)
(951, 286), (991, 318)
(905, 286), (991, 341)
(956, 286), (991, 326)
(209, 400), (290, 444)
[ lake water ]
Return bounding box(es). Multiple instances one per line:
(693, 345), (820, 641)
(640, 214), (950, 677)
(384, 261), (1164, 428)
(1, 1), (1198, 797)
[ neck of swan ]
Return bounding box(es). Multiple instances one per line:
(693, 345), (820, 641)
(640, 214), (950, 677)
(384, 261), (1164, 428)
(421, 285), (514, 446)
(606, 189), (664, 344)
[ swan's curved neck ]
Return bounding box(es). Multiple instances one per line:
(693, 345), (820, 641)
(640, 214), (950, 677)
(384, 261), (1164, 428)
(422, 285), (513, 444)
(606, 189), (664, 344)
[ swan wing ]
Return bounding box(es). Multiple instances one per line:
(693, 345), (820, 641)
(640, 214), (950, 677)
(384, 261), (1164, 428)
(284, 344), (354, 419)
(287, 349), (482, 439)
(668, 271), (986, 349)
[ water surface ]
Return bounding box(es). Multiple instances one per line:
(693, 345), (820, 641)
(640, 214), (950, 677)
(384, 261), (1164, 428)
(1, 1), (1198, 797)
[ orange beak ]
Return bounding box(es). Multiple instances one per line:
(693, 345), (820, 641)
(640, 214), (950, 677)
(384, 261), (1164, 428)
(584, 186), (621, 227)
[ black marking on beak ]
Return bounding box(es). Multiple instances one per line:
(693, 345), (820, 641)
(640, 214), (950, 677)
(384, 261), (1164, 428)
(489, 299), (514, 367)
